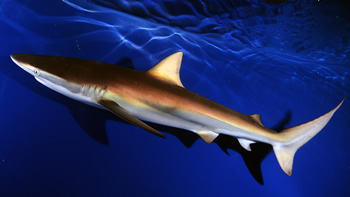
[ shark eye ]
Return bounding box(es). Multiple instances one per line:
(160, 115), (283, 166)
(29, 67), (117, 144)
(34, 69), (40, 76)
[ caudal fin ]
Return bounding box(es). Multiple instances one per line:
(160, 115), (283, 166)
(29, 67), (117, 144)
(273, 98), (344, 175)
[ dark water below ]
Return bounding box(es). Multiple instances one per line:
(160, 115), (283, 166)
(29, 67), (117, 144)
(0, 0), (349, 196)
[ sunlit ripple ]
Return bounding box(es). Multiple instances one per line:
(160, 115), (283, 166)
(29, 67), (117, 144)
(70, 0), (350, 65)
(63, 0), (349, 95)
(1, 0), (348, 98)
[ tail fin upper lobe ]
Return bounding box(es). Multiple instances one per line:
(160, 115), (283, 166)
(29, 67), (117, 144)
(273, 98), (344, 175)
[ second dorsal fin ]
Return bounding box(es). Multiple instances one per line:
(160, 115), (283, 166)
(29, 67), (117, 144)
(250, 113), (264, 126)
(147, 52), (184, 87)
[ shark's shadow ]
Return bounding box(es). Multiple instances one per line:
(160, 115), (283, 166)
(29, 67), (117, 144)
(3, 56), (292, 185)
(67, 98), (292, 185)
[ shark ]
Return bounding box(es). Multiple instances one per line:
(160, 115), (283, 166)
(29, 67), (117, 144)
(11, 52), (343, 176)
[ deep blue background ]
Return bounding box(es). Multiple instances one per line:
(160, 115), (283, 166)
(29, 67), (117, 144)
(0, 0), (349, 196)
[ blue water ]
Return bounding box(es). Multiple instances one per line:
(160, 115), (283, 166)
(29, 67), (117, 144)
(0, 0), (349, 196)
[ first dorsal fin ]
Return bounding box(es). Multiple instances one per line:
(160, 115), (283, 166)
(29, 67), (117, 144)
(147, 52), (184, 87)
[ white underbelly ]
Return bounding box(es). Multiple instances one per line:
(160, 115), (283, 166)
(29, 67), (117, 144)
(35, 77), (104, 109)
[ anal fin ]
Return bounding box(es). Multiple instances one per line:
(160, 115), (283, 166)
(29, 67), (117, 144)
(197, 130), (219, 144)
(97, 98), (166, 138)
(238, 138), (255, 151)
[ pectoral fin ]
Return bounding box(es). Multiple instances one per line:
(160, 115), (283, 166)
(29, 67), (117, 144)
(97, 98), (166, 138)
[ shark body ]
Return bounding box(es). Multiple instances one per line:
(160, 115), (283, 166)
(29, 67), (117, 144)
(11, 52), (343, 175)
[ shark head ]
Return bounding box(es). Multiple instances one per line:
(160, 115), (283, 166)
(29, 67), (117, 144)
(11, 53), (83, 93)
(10, 54), (107, 107)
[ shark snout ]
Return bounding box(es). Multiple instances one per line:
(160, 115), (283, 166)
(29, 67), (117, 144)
(11, 54), (27, 65)
(11, 54), (38, 74)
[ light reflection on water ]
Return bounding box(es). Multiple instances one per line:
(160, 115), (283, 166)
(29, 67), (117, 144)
(1, 0), (349, 100)
(64, 0), (349, 63)
(60, 0), (349, 84)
